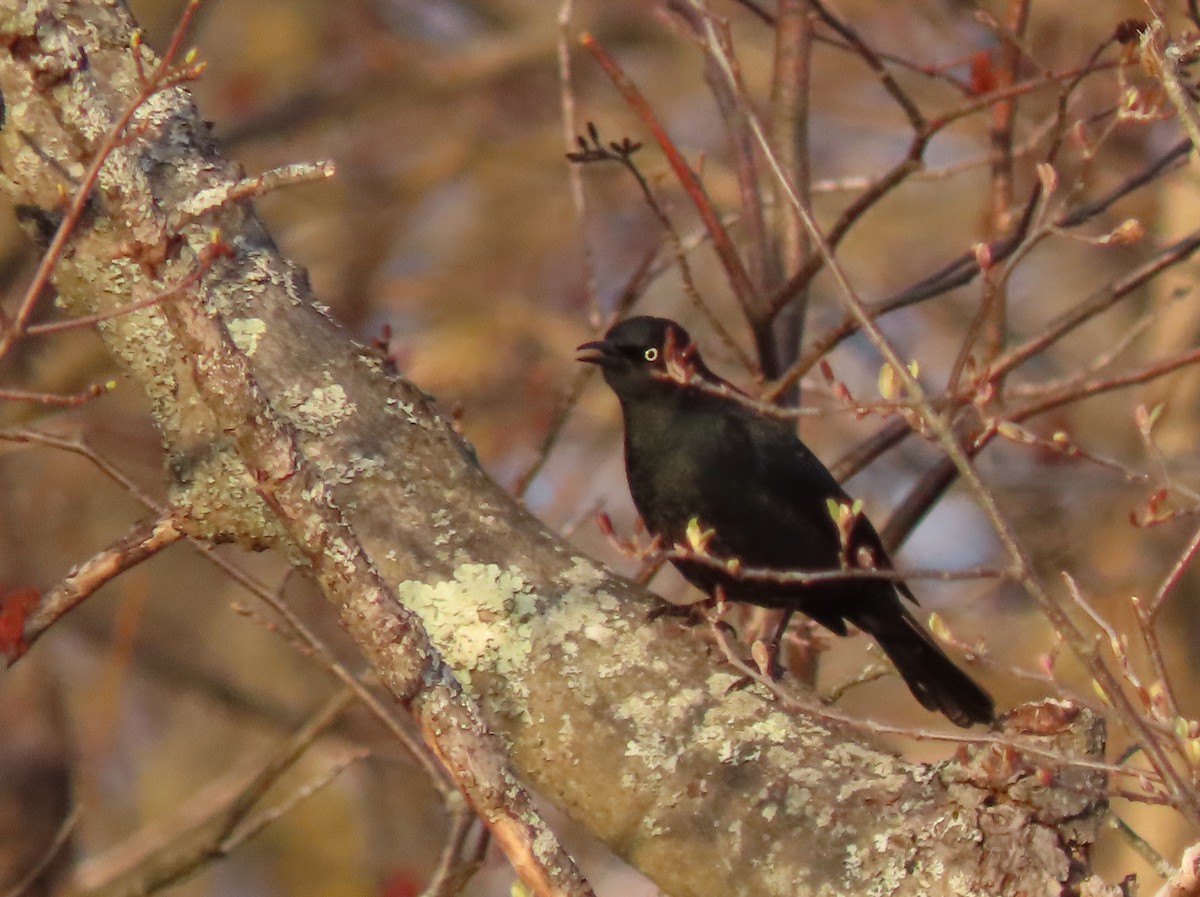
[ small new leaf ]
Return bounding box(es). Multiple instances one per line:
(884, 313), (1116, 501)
(928, 612), (950, 642)
(750, 640), (771, 675)
(878, 363), (899, 400)
(1188, 737), (1200, 766)
(685, 516), (714, 553)
(825, 497), (842, 522)
(995, 420), (1025, 442)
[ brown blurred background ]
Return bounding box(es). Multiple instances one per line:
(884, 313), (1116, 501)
(2, 0), (1199, 894)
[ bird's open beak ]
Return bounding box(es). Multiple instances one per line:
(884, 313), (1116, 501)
(576, 339), (616, 367)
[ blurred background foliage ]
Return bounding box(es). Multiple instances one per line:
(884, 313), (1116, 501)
(2, 0), (1200, 895)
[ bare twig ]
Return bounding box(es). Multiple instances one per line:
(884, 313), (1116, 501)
(24, 236), (227, 337)
(80, 688), (360, 897)
(197, 547), (454, 798)
(0, 382), (114, 406)
(555, 0), (604, 330)
(1140, 21), (1200, 157)
(14, 513), (184, 658)
(513, 245), (658, 497)
(1, 806), (81, 897)
(569, 125), (753, 371)
(0, 428), (165, 513)
(418, 807), (490, 897)
(171, 161), (335, 226)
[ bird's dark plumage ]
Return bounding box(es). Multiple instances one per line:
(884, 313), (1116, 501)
(578, 316), (994, 727)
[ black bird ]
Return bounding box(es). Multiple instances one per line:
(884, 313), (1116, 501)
(578, 315), (994, 727)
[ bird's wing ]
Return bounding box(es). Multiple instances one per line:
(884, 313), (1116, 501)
(744, 413), (918, 605)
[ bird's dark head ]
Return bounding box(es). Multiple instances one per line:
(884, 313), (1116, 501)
(576, 316), (709, 398)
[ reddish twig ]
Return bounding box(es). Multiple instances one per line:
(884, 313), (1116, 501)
(580, 32), (759, 317)
(24, 237), (226, 337)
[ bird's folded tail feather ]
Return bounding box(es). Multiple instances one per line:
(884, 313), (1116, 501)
(855, 607), (994, 728)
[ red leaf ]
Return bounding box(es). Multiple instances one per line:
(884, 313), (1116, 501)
(0, 587), (39, 662)
(378, 869), (420, 897)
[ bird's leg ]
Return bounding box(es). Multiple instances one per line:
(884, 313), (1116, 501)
(755, 610), (794, 680)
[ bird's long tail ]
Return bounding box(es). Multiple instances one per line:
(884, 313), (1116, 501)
(856, 606), (994, 728)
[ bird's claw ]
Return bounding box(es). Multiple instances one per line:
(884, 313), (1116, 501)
(646, 599), (711, 626)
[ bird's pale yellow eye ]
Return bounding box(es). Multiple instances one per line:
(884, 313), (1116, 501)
(643, 347), (659, 362)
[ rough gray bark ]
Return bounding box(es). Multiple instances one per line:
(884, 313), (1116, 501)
(0, 1), (1107, 895)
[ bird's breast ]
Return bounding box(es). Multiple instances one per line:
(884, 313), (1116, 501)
(621, 398), (747, 542)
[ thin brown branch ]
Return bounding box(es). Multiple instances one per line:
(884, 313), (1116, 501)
(1011, 344), (1200, 422)
(1, 806), (81, 897)
(0, 424), (457, 800)
(1149, 524), (1200, 621)
(658, 546), (1013, 587)
(978, 0), (1030, 366)
(1133, 593), (1184, 730)
(80, 688), (358, 897)
(0, 382), (114, 405)
(170, 161), (335, 227)
(514, 245), (658, 497)
(14, 512), (184, 658)
(24, 237), (225, 337)
(1141, 20), (1200, 157)
(776, 136), (1189, 393)
(217, 746), (368, 856)
(769, 183), (1042, 393)
(418, 809), (490, 897)
(989, 229), (1200, 382)
(556, 0), (602, 329)
(0, 437), (168, 566)
(763, 0), (813, 375)
(569, 127), (756, 373)
(808, 0), (924, 131)
(193, 545), (454, 798)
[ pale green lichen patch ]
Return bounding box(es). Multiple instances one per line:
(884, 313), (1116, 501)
(395, 563), (538, 721)
(169, 447), (283, 545)
(285, 383), (355, 437)
(691, 680), (818, 769)
(318, 451), (383, 486)
(614, 685), (707, 779)
(543, 558), (623, 651)
(226, 317), (267, 356)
